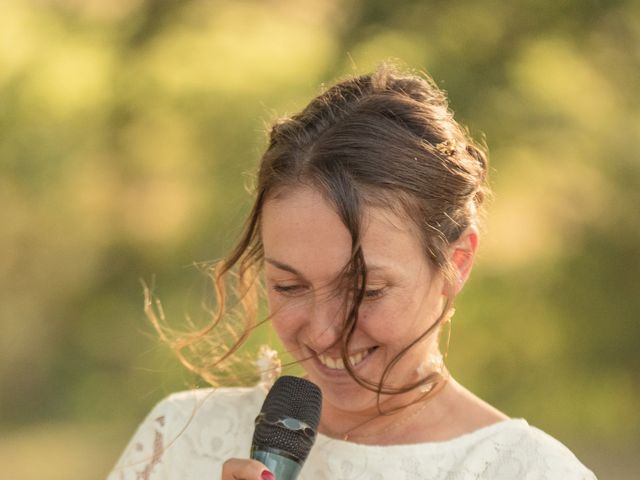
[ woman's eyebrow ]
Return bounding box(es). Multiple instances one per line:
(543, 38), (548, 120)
(264, 257), (304, 277)
(365, 264), (388, 272)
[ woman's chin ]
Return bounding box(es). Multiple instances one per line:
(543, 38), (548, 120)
(312, 378), (382, 413)
(324, 394), (380, 419)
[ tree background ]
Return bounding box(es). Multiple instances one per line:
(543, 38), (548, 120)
(1, 0), (638, 478)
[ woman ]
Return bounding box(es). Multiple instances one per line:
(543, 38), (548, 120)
(107, 63), (596, 479)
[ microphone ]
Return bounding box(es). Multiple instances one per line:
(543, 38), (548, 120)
(251, 376), (322, 480)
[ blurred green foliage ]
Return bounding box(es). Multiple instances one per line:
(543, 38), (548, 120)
(1, 0), (638, 478)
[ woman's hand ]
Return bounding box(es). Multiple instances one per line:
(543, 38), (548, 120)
(221, 458), (275, 480)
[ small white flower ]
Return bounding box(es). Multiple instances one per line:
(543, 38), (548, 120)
(416, 352), (444, 392)
(255, 345), (281, 389)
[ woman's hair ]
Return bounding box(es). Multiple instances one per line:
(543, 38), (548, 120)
(145, 61), (491, 408)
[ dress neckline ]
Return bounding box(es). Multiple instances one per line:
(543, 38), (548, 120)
(313, 418), (529, 453)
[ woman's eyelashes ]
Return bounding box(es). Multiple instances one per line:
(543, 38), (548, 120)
(271, 284), (386, 299)
(363, 287), (385, 299)
(271, 284), (305, 295)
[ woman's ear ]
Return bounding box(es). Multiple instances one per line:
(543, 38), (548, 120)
(443, 225), (479, 296)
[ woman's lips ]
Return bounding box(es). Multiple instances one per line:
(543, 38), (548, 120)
(310, 346), (378, 372)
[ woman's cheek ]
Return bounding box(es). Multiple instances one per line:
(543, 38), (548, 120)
(269, 297), (306, 341)
(358, 301), (402, 341)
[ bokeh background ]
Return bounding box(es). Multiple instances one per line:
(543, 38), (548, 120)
(1, 0), (638, 478)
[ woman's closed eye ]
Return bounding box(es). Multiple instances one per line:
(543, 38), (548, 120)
(272, 285), (306, 296)
(363, 287), (385, 299)
(354, 282), (387, 300)
(271, 284), (386, 300)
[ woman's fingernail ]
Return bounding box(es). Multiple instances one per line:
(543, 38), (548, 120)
(261, 470), (275, 480)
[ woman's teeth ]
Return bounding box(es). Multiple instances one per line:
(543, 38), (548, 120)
(317, 348), (374, 370)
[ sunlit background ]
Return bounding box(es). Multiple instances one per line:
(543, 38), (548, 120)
(1, 0), (638, 478)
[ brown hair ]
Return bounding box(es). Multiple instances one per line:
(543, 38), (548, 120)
(145, 61), (490, 408)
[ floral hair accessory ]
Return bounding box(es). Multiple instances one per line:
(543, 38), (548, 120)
(435, 139), (457, 157)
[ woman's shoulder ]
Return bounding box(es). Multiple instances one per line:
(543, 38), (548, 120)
(107, 384), (267, 480)
(308, 419), (597, 480)
(136, 384), (266, 431)
(156, 384), (267, 443)
(432, 379), (597, 478)
(474, 419), (597, 479)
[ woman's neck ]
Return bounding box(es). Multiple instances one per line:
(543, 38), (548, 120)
(318, 374), (456, 445)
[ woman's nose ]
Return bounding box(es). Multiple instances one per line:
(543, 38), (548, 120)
(306, 289), (347, 352)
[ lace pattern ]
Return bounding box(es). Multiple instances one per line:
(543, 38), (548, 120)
(107, 386), (597, 480)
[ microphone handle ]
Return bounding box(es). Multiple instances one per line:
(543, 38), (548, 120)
(251, 447), (303, 480)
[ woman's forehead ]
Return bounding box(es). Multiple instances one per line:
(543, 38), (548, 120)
(261, 188), (428, 279)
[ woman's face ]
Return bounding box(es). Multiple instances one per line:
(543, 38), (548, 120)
(261, 187), (447, 415)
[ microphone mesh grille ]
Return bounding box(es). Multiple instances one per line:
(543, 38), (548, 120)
(252, 376), (322, 461)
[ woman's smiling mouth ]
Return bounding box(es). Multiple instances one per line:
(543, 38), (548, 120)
(315, 347), (378, 370)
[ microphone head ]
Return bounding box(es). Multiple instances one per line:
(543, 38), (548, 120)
(252, 376), (322, 462)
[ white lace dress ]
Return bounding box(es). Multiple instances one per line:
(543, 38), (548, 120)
(106, 385), (597, 480)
